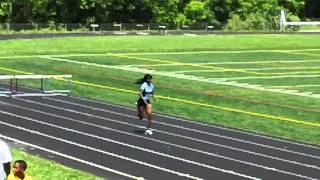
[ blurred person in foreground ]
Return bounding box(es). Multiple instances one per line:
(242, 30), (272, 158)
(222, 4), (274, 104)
(0, 139), (12, 180)
(7, 160), (32, 180)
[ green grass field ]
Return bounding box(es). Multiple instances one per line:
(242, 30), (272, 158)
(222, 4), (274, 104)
(1, 35), (320, 179)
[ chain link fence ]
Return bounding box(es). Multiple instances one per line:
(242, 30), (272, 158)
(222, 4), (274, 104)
(0, 22), (228, 34)
(1, 22), (319, 35)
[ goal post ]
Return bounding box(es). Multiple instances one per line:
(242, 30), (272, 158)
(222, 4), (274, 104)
(280, 10), (320, 31)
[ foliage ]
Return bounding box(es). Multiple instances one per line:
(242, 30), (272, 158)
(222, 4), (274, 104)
(0, 0), (318, 30)
(184, 0), (213, 24)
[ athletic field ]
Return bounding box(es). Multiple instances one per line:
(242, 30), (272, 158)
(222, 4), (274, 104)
(0, 35), (319, 179)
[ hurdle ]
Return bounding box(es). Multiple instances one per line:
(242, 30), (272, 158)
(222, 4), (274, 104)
(0, 75), (12, 96)
(113, 23), (128, 35)
(90, 24), (99, 32)
(206, 25), (214, 32)
(0, 74), (72, 97)
(136, 24), (150, 35)
(158, 25), (167, 35)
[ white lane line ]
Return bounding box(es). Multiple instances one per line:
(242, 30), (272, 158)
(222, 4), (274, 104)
(5, 100), (320, 176)
(118, 49), (320, 55)
(0, 110), (258, 180)
(217, 74), (320, 80)
(268, 85), (320, 88)
(0, 119), (203, 180)
(16, 98), (320, 169)
(180, 71), (320, 76)
(70, 96), (320, 151)
(43, 97), (320, 160)
(39, 56), (320, 99)
(172, 66), (320, 73)
(119, 59), (320, 67)
(0, 134), (144, 180)
(1, 83), (318, 152)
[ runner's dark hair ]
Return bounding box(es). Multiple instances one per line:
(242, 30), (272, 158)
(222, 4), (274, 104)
(135, 74), (152, 84)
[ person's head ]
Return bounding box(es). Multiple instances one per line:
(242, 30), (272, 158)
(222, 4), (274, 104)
(13, 160), (27, 175)
(144, 74), (152, 85)
(135, 74), (153, 85)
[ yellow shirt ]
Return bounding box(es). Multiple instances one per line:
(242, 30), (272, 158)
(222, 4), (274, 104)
(6, 173), (32, 180)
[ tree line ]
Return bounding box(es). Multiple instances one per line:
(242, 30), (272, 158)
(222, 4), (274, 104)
(0, 0), (319, 30)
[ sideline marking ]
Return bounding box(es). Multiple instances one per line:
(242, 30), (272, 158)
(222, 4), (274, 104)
(36, 57), (320, 99)
(269, 85), (320, 88)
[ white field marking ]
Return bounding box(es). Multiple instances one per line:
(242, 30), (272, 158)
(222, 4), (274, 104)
(1, 48), (320, 59)
(119, 59), (320, 67)
(0, 121), (203, 180)
(117, 49), (320, 55)
(0, 134), (145, 180)
(0, 55), (38, 59)
(41, 97), (320, 161)
(172, 66), (320, 73)
(6, 100), (320, 172)
(217, 74), (320, 80)
(182, 71), (320, 76)
(12, 100), (320, 178)
(0, 54), (116, 59)
(268, 85), (320, 88)
(5, 53), (320, 73)
(70, 95), (320, 150)
(3, 52), (320, 66)
(0, 110), (259, 180)
(287, 52), (320, 57)
(39, 56), (320, 99)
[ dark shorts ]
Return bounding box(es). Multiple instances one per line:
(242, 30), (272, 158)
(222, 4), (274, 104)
(137, 98), (151, 107)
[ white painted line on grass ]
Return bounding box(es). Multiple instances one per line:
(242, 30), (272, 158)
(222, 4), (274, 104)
(36, 97), (320, 160)
(5, 100), (320, 174)
(268, 85), (320, 88)
(217, 74), (320, 80)
(1, 48), (320, 59)
(118, 49), (320, 55)
(0, 110), (259, 180)
(0, 134), (145, 180)
(119, 59), (320, 67)
(172, 66), (320, 73)
(39, 56), (320, 99)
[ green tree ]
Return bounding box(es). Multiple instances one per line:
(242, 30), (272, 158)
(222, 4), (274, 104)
(183, 0), (214, 24)
(149, 0), (180, 23)
(0, 1), (11, 22)
(278, 0), (305, 16)
(208, 0), (239, 27)
(305, 0), (320, 18)
(225, 0), (283, 30)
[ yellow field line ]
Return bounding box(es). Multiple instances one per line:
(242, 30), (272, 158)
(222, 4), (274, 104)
(0, 66), (319, 128)
(110, 54), (265, 75)
(110, 54), (320, 76)
(2, 53), (319, 76)
(0, 67), (34, 75)
(287, 52), (320, 57)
